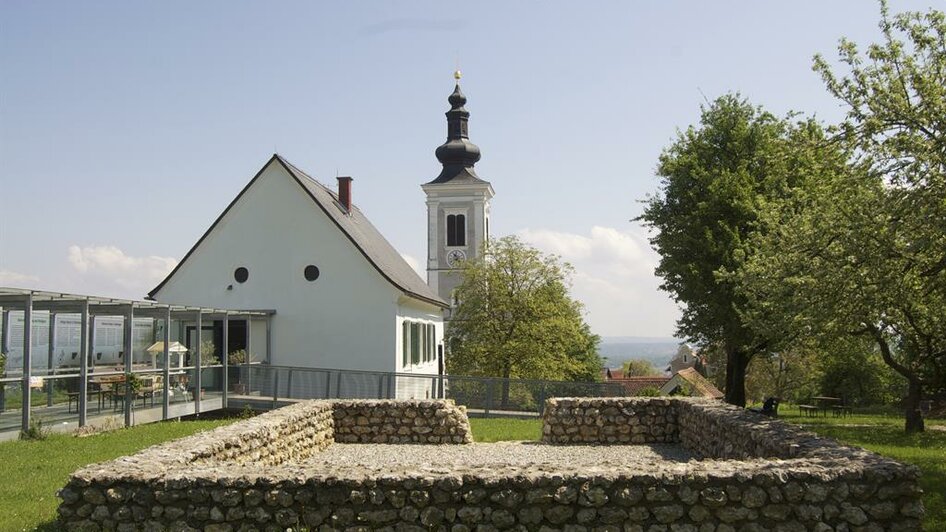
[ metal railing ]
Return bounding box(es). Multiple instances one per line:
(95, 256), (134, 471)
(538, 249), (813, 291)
(231, 365), (629, 417)
(0, 363), (629, 437)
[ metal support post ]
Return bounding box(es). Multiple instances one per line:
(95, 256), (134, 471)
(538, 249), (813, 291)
(88, 316), (97, 371)
(47, 313), (56, 406)
(265, 316), (272, 364)
(21, 292), (33, 434)
(272, 370), (279, 408)
(78, 300), (89, 427)
(484, 379), (493, 418)
(0, 309), (7, 412)
(287, 369), (293, 399)
(245, 318), (252, 394)
(162, 307), (170, 420)
(0, 309), (8, 357)
(222, 314), (229, 409)
(194, 311), (202, 414)
(123, 304), (134, 427)
(324, 371), (331, 399)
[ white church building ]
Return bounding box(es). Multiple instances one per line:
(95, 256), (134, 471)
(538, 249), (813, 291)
(149, 75), (493, 386)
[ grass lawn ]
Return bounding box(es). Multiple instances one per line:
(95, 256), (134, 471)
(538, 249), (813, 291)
(468, 416), (542, 442)
(0, 418), (235, 531)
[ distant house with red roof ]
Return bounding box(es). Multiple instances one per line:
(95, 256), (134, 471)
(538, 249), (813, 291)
(660, 367), (724, 399)
(603, 365), (723, 399)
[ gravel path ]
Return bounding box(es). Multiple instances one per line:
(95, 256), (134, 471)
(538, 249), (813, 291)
(301, 442), (694, 476)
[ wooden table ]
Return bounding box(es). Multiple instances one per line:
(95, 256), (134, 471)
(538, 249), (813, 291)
(812, 396), (841, 417)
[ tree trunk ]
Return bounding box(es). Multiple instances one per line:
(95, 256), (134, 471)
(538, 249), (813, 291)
(868, 327), (925, 434)
(501, 366), (511, 408)
(904, 378), (925, 434)
(724, 347), (749, 407)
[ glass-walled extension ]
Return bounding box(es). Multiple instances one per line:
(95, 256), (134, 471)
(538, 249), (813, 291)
(0, 288), (273, 440)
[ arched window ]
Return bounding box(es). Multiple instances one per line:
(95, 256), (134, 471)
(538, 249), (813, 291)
(446, 214), (466, 246)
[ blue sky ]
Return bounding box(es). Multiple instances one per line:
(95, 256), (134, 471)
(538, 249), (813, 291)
(0, 1), (938, 338)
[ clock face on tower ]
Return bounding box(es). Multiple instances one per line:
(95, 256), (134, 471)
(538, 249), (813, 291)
(446, 249), (466, 267)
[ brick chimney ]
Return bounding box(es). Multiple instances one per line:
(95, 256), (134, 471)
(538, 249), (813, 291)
(337, 176), (353, 212)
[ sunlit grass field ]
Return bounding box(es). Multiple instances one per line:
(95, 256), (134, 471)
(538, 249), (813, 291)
(0, 419), (235, 531)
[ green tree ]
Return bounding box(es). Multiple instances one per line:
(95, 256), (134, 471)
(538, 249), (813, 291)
(739, 2), (945, 432)
(816, 338), (905, 408)
(637, 94), (843, 406)
(622, 359), (661, 377)
(739, 149), (943, 431)
(446, 236), (602, 405)
(813, 2), (946, 432)
(744, 348), (820, 405)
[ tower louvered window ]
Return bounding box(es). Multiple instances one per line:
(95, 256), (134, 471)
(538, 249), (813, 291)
(447, 214), (466, 246)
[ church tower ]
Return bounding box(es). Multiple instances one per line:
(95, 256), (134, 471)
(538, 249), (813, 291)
(422, 72), (494, 317)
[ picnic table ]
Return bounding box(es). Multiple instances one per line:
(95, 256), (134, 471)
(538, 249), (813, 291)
(814, 396), (850, 417)
(798, 397), (846, 417)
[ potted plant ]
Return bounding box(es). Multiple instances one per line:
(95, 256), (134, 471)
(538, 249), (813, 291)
(192, 340), (220, 399)
(228, 349), (250, 395)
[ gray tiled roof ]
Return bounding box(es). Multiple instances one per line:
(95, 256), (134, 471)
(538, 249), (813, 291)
(277, 156), (448, 309)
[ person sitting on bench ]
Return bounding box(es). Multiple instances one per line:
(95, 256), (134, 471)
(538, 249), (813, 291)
(761, 397), (779, 417)
(749, 397), (780, 417)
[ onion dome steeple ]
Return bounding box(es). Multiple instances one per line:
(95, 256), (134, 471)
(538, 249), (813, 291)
(427, 71), (489, 185)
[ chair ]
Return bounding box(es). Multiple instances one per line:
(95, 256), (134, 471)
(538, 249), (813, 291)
(98, 382), (113, 411)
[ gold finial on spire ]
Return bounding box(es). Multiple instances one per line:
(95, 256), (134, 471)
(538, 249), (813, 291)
(454, 69), (462, 82)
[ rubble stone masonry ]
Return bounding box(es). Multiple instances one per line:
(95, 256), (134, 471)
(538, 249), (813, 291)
(57, 397), (922, 531)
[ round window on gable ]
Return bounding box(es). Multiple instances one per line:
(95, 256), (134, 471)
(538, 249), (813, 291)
(234, 267), (249, 283)
(304, 265), (320, 282)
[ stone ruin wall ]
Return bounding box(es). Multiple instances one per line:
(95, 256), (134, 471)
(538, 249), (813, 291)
(56, 397), (923, 531)
(332, 399), (473, 444)
(542, 397), (678, 444)
(190, 401), (334, 466)
(675, 399), (808, 460)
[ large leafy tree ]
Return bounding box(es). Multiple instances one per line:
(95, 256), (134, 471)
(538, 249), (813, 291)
(738, 154), (943, 432)
(739, 2), (946, 432)
(446, 236), (601, 403)
(638, 94), (845, 406)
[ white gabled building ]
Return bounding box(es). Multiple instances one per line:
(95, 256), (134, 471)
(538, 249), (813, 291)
(149, 154), (449, 383)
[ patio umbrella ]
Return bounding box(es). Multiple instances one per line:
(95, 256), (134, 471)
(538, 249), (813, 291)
(145, 341), (188, 368)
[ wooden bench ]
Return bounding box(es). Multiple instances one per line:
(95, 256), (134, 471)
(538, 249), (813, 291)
(798, 404), (819, 417)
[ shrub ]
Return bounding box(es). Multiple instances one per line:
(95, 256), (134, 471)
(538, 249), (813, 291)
(20, 418), (49, 441)
(636, 387), (661, 397)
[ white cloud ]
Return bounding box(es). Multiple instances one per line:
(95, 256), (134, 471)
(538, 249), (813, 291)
(400, 253), (424, 278)
(66, 245), (178, 297)
(517, 225), (680, 338)
(0, 270), (40, 287)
